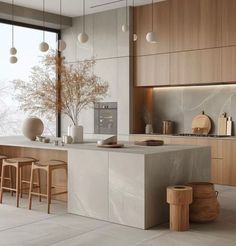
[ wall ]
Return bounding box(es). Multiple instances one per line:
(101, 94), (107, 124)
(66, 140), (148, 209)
(61, 7), (131, 138)
(153, 85), (236, 135)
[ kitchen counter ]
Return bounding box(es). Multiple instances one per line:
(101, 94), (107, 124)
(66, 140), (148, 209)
(0, 136), (211, 229)
(130, 133), (236, 140)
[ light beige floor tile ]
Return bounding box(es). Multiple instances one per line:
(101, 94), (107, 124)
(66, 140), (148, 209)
(136, 230), (236, 246)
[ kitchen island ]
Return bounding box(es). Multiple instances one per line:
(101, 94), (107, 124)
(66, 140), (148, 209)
(0, 137), (210, 229)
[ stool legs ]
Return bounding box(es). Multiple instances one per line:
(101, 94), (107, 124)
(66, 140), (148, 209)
(16, 166), (20, 208)
(47, 169), (51, 214)
(37, 169), (41, 202)
(0, 164), (5, 203)
(28, 166), (34, 210)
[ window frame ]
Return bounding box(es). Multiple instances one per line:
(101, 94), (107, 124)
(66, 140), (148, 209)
(0, 18), (61, 137)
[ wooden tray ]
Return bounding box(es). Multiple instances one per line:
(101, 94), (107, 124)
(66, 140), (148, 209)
(97, 144), (124, 148)
(134, 140), (164, 146)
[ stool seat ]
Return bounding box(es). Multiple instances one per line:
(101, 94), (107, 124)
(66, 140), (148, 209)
(34, 160), (66, 167)
(4, 157), (37, 164)
(0, 156), (7, 160)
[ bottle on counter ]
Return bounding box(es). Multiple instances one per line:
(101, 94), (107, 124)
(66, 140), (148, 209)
(227, 117), (233, 136)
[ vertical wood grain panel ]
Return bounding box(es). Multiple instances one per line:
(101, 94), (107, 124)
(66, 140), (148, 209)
(135, 54), (169, 86)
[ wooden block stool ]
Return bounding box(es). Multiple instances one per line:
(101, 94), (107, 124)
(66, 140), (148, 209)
(28, 160), (67, 214)
(167, 185), (193, 231)
(0, 156), (13, 192)
(0, 157), (38, 207)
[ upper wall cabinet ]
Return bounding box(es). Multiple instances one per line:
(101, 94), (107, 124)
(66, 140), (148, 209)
(221, 0), (236, 46)
(170, 0), (221, 51)
(134, 1), (170, 56)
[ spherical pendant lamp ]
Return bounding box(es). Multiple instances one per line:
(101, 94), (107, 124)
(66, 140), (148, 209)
(39, 0), (49, 52)
(10, 56), (18, 64)
(57, 0), (67, 52)
(78, 0), (89, 43)
(122, 0), (129, 32)
(146, 0), (157, 44)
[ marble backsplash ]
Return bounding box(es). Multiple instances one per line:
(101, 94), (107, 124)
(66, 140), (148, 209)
(153, 85), (236, 135)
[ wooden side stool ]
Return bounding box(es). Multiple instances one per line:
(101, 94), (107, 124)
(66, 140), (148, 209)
(28, 160), (67, 214)
(167, 185), (193, 231)
(0, 156), (13, 192)
(0, 157), (38, 207)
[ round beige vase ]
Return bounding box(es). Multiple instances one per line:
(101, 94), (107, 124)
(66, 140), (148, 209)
(22, 117), (44, 141)
(68, 125), (83, 143)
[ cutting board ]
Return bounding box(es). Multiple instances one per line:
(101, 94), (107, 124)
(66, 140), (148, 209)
(192, 111), (212, 134)
(134, 140), (164, 146)
(218, 113), (227, 135)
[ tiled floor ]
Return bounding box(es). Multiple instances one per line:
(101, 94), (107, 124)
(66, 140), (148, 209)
(0, 185), (235, 246)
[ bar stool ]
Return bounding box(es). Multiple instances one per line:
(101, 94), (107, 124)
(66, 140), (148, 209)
(0, 157), (38, 207)
(29, 160), (67, 214)
(0, 156), (13, 193)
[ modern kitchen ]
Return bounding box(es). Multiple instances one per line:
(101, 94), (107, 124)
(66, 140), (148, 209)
(0, 0), (236, 245)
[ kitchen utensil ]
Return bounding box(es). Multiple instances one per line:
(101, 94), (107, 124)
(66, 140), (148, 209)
(192, 111), (211, 134)
(163, 120), (174, 135)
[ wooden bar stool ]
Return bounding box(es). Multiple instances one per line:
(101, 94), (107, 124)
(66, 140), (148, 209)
(29, 160), (67, 214)
(0, 156), (13, 193)
(0, 157), (38, 207)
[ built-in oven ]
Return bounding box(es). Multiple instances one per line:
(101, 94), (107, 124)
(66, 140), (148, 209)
(94, 102), (117, 134)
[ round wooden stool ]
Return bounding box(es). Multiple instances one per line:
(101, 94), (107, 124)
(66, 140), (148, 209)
(28, 160), (67, 214)
(0, 156), (13, 193)
(0, 157), (38, 207)
(167, 185), (193, 231)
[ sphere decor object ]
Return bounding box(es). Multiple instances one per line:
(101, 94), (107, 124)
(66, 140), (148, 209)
(146, 31), (157, 43)
(22, 117), (44, 141)
(122, 23), (129, 32)
(9, 56), (17, 64)
(10, 47), (17, 55)
(39, 42), (49, 52)
(57, 39), (67, 52)
(78, 32), (89, 43)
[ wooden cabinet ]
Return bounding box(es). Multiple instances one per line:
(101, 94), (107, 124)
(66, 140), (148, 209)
(221, 0), (236, 46)
(170, 48), (221, 85)
(134, 1), (170, 56)
(222, 46), (236, 83)
(134, 54), (169, 86)
(170, 0), (221, 51)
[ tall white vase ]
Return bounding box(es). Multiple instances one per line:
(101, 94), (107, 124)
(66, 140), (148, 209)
(68, 125), (83, 143)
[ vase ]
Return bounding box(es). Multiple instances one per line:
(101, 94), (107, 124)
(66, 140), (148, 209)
(68, 125), (83, 143)
(145, 124), (153, 134)
(186, 182), (220, 223)
(22, 117), (44, 141)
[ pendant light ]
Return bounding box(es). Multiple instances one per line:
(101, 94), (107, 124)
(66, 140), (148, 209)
(133, 0), (138, 41)
(9, 0), (17, 64)
(78, 0), (89, 43)
(57, 0), (66, 52)
(122, 0), (129, 32)
(39, 0), (49, 52)
(146, 0), (157, 43)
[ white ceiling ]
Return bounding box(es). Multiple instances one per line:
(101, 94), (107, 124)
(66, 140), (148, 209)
(0, 0), (165, 17)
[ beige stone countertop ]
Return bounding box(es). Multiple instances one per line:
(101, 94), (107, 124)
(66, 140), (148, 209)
(0, 136), (209, 155)
(130, 133), (236, 140)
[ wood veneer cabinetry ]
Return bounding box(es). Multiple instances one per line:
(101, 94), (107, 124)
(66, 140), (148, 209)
(129, 135), (236, 186)
(133, 0), (236, 87)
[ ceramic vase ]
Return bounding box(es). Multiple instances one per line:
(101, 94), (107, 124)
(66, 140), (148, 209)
(22, 117), (44, 141)
(68, 125), (83, 143)
(145, 124), (153, 134)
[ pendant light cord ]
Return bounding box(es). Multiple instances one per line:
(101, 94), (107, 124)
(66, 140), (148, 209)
(43, 0), (45, 42)
(83, 0), (85, 32)
(60, 0), (62, 30)
(126, 0), (128, 25)
(152, 0), (154, 31)
(11, 0), (14, 47)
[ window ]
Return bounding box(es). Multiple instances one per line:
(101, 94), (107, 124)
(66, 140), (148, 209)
(0, 22), (58, 136)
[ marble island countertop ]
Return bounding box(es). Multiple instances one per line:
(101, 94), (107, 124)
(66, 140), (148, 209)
(0, 136), (209, 155)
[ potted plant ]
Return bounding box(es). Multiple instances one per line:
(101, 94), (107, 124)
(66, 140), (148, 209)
(13, 50), (108, 143)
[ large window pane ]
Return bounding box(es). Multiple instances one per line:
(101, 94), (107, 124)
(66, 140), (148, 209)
(0, 23), (58, 136)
